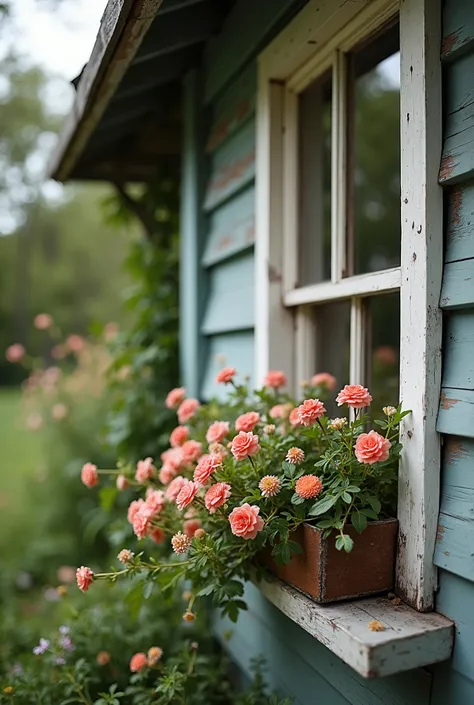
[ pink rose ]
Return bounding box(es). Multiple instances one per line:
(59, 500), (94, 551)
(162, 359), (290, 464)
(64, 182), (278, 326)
(148, 527), (165, 544)
(135, 457), (156, 483)
(228, 503), (264, 539)
(127, 499), (142, 524)
(5, 344), (25, 363)
(181, 440), (203, 464)
(354, 430), (391, 464)
(67, 334), (85, 353)
(177, 398), (200, 424)
(161, 447), (185, 470)
(165, 476), (187, 502)
(297, 399), (326, 426)
(81, 463), (98, 488)
(269, 404), (283, 419)
(231, 431), (261, 461)
(159, 464), (177, 485)
(205, 482), (231, 514)
(216, 367), (236, 384)
(235, 411), (260, 432)
(206, 421), (230, 444)
(336, 384), (372, 409)
(264, 370), (287, 388)
(76, 566), (94, 592)
(311, 372), (337, 391)
(165, 387), (186, 409)
(289, 408), (301, 427)
(184, 518), (202, 538)
(130, 653), (148, 672)
(116, 474), (129, 491)
(34, 313), (53, 330)
(176, 481), (199, 511)
(170, 426), (189, 447)
(145, 488), (165, 514)
(132, 503), (155, 539)
(193, 453), (222, 486)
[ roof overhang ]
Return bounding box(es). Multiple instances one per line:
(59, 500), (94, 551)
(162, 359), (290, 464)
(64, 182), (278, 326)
(50, 0), (235, 182)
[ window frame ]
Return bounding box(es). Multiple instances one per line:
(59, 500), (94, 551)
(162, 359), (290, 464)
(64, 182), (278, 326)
(255, 0), (443, 611)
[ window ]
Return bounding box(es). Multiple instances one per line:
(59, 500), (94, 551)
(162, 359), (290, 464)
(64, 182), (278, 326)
(256, 0), (443, 611)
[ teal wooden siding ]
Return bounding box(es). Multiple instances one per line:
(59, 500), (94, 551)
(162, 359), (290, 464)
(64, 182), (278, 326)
(432, 0), (474, 702)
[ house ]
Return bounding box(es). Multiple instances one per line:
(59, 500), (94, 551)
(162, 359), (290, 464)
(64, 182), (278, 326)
(50, 0), (474, 702)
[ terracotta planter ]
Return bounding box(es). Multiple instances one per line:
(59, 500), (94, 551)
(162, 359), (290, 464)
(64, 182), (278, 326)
(262, 518), (398, 603)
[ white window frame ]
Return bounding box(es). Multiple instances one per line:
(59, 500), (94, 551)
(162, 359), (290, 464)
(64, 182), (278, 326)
(255, 0), (443, 611)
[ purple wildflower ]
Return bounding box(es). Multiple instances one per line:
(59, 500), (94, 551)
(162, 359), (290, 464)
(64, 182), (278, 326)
(59, 636), (75, 652)
(55, 656), (66, 666)
(33, 638), (50, 655)
(59, 625), (69, 635)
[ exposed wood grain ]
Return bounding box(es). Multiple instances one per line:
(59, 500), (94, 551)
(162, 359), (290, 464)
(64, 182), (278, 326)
(434, 512), (474, 581)
(440, 436), (474, 521)
(437, 388), (474, 438)
(202, 187), (255, 267)
(441, 0), (474, 61)
(201, 254), (255, 334)
(442, 311), (474, 390)
(440, 258), (474, 308)
(445, 182), (474, 263)
(439, 124), (474, 185)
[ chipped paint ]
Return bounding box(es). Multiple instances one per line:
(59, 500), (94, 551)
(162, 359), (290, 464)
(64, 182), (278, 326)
(440, 393), (459, 410)
(436, 524), (445, 543)
(441, 26), (473, 60)
(445, 437), (469, 464)
(205, 149), (255, 210)
(439, 154), (457, 182)
(450, 187), (463, 227)
(207, 98), (254, 152)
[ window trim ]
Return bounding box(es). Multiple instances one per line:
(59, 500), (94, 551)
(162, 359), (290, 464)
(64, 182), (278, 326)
(255, 0), (443, 611)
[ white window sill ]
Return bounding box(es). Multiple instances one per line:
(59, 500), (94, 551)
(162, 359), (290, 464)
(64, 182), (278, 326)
(257, 577), (454, 678)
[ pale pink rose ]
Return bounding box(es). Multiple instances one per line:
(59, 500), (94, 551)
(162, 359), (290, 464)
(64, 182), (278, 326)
(354, 430), (391, 464)
(165, 476), (187, 502)
(289, 408), (301, 427)
(165, 387), (186, 409)
(184, 518), (202, 538)
(235, 411), (260, 432)
(176, 481), (199, 511)
(127, 499), (143, 524)
(231, 431), (261, 461)
(76, 566), (94, 592)
(216, 367), (236, 384)
(51, 403), (68, 421)
(66, 334), (85, 353)
(116, 474), (130, 491)
(135, 457), (156, 483)
(311, 372), (337, 391)
(297, 399), (326, 426)
(34, 313), (53, 330)
(208, 442), (228, 461)
(264, 370), (287, 388)
(145, 488), (165, 514)
(170, 426), (189, 447)
(6, 344), (25, 363)
(193, 453), (222, 486)
(159, 464), (177, 485)
(132, 503), (155, 539)
(206, 421), (230, 444)
(205, 482), (231, 514)
(228, 503), (264, 540)
(148, 527), (165, 544)
(81, 463), (98, 488)
(336, 384), (372, 409)
(161, 447), (185, 470)
(269, 404), (284, 419)
(130, 653), (148, 672)
(181, 440), (203, 464)
(177, 398), (200, 424)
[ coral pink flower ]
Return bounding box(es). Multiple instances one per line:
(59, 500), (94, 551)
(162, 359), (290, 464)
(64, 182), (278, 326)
(231, 431), (261, 461)
(127, 499), (142, 524)
(311, 372), (337, 391)
(170, 426), (189, 447)
(269, 404), (284, 419)
(76, 566), (94, 592)
(354, 430), (391, 464)
(286, 447), (305, 464)
(235, 411), (260, 432)
(67, 335), (85, 353)
(161, 447), (185, 470)
(159, 464), (177, 485)
(165, 476), (187, 502)
(165, 387), (186, 409)
(177, 398), (200, 424)
(289, 408), (301, 427)
(336, 384), (372, 409)
(297, 399), (326, 426)
(118, 549), (134, 564)
(264, 370), (287, 388)
(81, 463), (98, 489)
(6, 344), (25, 363)
(181, 440), (203, 464)
(229, 503), (264, 539)
(147, 647), (163, 665)
(259, 475), (281, 498)
(184, 518), (202, 538)
(51, 403), (68, 421)
(216, 367), (236, 384)
(135, 457), (156, 483)
(148, 527), (165, 544)
(130, 653), (148, 672)
(176, 481), (199, 511)
(205, 482), (231, 514)
(295, 475), (323, 499)
(206, 421), (230, 444)
(34, 313), (53, 330)
(193, 453), (222, 485)
(374, 346), (397, 365)
(145, 488), (165, 514)
(132, 503), (155, 539)
(116, 474), (129, 491)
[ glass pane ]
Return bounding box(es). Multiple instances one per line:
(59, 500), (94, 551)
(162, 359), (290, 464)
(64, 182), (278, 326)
(347, 22), (401, 275)
(298, 69), (332, 286)
(367, 293), (400, 415)
(313, 300), (350, 416)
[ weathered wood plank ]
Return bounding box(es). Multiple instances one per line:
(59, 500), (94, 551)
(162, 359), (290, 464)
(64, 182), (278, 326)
(440, 436), (474, 521)
(204, 120), (255, 212)
(431, 666), (474, 705)
(440, 258), (474, 309)
(206, 63), (256, 153)
(200, 331), (254, 400)
(439, 123), (474, 185)
(445, 182), (474, 263)
(437, 388), (474, 438)
(435, 513), (474, 583)
(201, 254), (255, 334)
(436, 570), (474, 684)
(441, 0), (474, 62)
(442, 311), (474, 390)
(444, 54), (474, 141)
(202, 187), (255, 267)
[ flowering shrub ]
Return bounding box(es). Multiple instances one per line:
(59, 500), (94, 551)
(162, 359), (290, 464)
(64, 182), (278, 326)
(77, 370), (408, 622)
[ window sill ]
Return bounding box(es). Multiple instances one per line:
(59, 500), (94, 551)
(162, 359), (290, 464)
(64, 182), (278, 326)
(257, 577), (454, 678)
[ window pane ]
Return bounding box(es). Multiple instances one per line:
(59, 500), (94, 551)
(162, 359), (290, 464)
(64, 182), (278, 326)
(298, 70), (332, 286)
(347, 22), (401, 275)
(313, 300), (350, 415)
(367, 293), (400, 415)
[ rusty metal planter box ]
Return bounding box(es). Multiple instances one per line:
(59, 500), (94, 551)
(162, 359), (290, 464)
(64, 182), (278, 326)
(264, 519), (398, 603)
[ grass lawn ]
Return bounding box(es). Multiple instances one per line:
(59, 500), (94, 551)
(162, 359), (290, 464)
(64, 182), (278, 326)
(0, 387), (45, 569)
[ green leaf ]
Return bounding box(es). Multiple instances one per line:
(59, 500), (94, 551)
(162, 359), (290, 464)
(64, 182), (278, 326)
(335, 534), (354, 552)
(315, 518), (334, 529)
(351, 510), (367, 534)
(367, 496), (381, 514)
(142, 581), (154, 599)
(291, 492), (305, 505)
(342, 491), (352, 503)
(309, 495), (337, 516)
